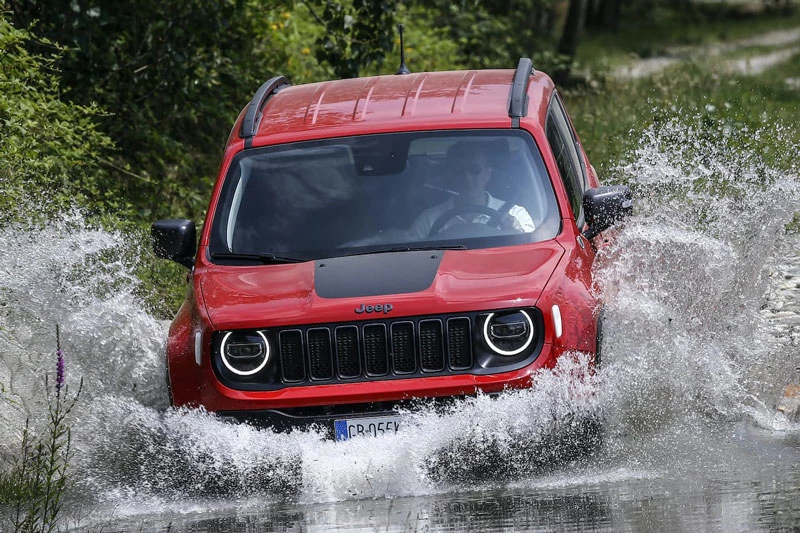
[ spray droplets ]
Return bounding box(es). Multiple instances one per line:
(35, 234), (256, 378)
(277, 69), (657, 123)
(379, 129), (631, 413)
(2, 114), (800, 528)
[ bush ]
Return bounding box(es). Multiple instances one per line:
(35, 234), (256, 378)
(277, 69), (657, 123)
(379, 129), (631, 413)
(0, 14), (113, 222)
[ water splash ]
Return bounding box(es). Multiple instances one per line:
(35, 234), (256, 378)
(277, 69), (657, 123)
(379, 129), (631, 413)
(0, 213), (168, 454)
(1, 114), (799, 529)
(595, 114), (800, 434)
(75, 398), (304, 498)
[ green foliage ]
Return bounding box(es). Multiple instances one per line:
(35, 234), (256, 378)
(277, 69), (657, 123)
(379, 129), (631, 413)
(259, 7), (333, 84)
(8, 0), (299, 221)
(384, 3), (464, 72)
(306, 0), (398, 78)
(0, 15), (113, 221)
(413, 0), (566, 71)
(135, 254), (189, 320)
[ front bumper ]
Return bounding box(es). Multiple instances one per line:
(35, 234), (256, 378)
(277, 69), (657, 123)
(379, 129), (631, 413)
(192, 342), (569, 414)
(217, 395), (473, 437)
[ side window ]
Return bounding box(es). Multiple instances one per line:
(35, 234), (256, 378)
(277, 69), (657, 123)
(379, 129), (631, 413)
(546, 95), (585, 224)
(555, 95), (589, 190)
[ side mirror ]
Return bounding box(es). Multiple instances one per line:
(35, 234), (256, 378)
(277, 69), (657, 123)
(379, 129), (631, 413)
(583, 185), (633, 239)
(151, 219), (196, 269)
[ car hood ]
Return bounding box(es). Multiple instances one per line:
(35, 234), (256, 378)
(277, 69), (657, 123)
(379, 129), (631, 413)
(199, 243), (565, 329)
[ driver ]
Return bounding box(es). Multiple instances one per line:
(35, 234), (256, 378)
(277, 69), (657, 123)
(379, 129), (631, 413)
(409, 142), (535, 239)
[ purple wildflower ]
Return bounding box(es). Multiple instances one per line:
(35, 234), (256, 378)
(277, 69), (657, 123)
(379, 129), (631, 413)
(55, 349), (65, 394)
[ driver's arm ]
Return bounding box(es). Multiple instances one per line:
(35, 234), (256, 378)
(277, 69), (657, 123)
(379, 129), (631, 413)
(409, 206), (438, 239)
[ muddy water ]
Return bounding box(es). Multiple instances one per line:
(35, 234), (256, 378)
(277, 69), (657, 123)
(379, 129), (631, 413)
(1, 116), (800, 531)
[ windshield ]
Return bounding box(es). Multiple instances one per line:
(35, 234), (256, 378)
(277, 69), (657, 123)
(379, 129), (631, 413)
(208, 130), (560, 262)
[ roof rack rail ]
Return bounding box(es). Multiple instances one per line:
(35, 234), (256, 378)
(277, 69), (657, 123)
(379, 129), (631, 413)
(240, 75), (290, 147)
(508, 57), (533, 128)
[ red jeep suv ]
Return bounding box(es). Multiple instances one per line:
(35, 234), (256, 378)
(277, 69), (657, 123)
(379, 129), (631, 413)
(152, 58), (631, 441)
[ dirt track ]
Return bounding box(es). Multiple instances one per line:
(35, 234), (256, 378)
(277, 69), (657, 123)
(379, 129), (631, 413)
(612, 27), (800, 79)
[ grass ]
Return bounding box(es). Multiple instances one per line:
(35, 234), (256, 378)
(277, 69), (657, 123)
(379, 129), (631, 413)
(564, 54), (800, 183)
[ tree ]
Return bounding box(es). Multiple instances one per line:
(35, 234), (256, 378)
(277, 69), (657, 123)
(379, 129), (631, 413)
(413, 0), (563, 71)
(0, 13), (112, 220)
(304, 0), (398, 78)
(555, 0), (589, 84)
(8, 0), (294, 220)
(587, 0), (622, 31)
(7, 0), (405, 219)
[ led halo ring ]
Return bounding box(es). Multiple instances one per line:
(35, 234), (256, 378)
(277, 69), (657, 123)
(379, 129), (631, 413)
(220, 330), (270, 376)
(483, 310), (535, 356)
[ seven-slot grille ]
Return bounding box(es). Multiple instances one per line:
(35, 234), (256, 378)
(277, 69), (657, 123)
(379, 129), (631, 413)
(275, 314), (474, 385)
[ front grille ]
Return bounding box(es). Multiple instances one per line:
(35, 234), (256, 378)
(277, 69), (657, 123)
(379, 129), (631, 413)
(274, 313), (475, 385)
(391, 322), (416, 374)
(279, 330), (305, 382)
(419, 320), (445, 372)
(335, 326), (360, 378)
(212, 307), (546, 391)
(364, 324), (389, 376)
(308, 328), (333, 380)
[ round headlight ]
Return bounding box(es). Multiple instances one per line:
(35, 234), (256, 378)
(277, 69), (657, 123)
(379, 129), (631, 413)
(483, 310), (535, 356)
(220, 330), (270, 376)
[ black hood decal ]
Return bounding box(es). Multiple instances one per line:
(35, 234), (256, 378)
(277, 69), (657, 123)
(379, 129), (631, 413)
(315, 251), (443, 299)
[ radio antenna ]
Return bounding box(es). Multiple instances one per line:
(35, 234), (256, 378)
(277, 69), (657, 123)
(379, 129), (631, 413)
(395, 24), (411, 75)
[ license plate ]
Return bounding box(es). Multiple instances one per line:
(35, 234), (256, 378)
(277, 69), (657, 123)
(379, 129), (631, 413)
(334, 415), (402, 441)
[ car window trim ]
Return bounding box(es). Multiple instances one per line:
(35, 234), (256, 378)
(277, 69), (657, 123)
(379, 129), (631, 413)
(545, 94), (586, 227)
(552, 92), (589, 190)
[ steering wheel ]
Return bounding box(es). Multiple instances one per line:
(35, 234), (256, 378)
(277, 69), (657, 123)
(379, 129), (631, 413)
(429, 204), (505, 236)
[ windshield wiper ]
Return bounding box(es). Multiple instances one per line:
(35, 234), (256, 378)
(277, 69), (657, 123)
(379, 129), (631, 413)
(210, 252), (307, 264)
(342, 244), (467, 257)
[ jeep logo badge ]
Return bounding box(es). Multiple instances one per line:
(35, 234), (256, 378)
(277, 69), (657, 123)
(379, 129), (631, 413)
(355, 303), (393, 314)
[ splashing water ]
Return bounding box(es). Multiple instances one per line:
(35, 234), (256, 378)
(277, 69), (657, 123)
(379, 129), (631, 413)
(1, 115), (799, 528)
(0, 214), (168, 436)
(595, 115), (800, 435)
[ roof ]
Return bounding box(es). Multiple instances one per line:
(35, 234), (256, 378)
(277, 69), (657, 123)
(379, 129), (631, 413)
(239, 69), (555, 147)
